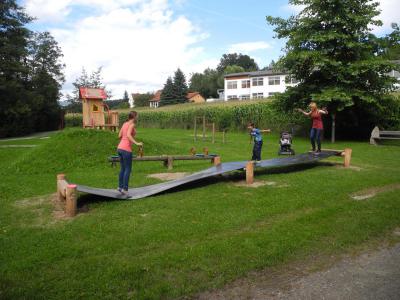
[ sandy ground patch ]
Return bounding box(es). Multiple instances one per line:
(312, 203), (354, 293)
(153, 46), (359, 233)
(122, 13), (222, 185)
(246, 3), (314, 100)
(14, 193), (87, 226)
(351, 183), (400, 200)
(147, 172), (189, 181)
(233, 180), (288, 188)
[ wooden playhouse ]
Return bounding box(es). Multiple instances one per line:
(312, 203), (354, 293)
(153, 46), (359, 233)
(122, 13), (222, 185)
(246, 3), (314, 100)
(79, 87), (119, 131)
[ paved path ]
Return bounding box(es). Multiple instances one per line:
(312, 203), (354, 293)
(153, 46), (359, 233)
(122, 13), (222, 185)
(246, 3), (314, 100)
(196, 243), (400, 300)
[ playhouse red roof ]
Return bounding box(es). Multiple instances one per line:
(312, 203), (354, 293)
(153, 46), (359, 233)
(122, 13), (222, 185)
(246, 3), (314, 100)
(79, 87), (107, 100)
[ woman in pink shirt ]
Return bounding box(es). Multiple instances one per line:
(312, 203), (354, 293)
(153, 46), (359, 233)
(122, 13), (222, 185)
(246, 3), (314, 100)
(117, 111), (143, 195)
(297, 102), (328, 153)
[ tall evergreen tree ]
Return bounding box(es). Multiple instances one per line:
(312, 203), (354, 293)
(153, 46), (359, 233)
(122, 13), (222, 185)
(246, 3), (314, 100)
(172, 68), (188, 104)
(267, 0), (399, 141)
(160, 77), (175, 106)
(0, 0), (33, 136)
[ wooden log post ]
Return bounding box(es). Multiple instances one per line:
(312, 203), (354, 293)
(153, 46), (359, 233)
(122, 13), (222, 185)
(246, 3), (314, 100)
(65, 184), (77, 217)
(190, 147), (196, 156)
(203, 147), (209, 155)
(57, 174), (66, 202)
(213, 156), (221, 166)
(167, 156), (173, 170)
(246, 161), (254, 185)
(343, 148), (352, 168)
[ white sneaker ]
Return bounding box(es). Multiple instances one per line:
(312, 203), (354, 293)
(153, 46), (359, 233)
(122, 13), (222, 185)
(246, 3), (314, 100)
(121, 189), (129, 196)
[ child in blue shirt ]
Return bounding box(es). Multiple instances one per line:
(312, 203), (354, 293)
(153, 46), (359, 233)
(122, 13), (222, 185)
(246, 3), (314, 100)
(247, 122), (271, 162)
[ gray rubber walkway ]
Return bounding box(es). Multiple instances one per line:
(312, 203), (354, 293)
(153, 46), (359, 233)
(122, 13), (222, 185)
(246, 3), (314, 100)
(72, 151), (338, 200)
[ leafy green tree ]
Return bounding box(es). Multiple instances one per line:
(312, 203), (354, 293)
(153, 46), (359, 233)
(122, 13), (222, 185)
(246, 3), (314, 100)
(189, 68), (220, 99)
(27, 31), (65, 131)
(160, 77), (175, 106)
(217, 53), (259, 73)
(0, 0), (33, 136)
(134, 93), (154, 107)
(172, 68), (188, 104)
(267, 0), (399, 141)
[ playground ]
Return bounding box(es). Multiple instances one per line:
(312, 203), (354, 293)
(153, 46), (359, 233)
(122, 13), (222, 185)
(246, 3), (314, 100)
(1, 127), (400, 299)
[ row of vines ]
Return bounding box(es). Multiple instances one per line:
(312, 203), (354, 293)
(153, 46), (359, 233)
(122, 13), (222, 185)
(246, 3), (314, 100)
(65, 101), (309, 134)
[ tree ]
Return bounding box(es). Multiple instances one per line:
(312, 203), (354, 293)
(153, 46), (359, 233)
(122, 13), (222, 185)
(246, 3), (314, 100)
(159, 77), (175, 106)
(172, 68), (188, 104)
(0, 0), (33, 136)
(217, 53), (259, 73)
(134, 93), (154, 107)
(27, 31), (65, 131)
(267, 0), (399, 141)
(189, 68), (221, 99)
(123, 90), (129, 102)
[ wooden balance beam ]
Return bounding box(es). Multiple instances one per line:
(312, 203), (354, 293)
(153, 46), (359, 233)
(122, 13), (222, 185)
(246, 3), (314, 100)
(109, 154), (220, 170)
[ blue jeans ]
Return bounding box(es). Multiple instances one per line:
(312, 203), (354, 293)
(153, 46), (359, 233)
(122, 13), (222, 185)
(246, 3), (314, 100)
(118, 149), (132, 190)
(252, 141), (263, 161)
(310, 128), (322, 151)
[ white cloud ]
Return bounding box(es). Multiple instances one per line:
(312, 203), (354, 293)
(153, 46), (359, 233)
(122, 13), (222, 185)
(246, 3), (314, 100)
(228, 41), (271, 54)
(373, 0), (400, 34)
(24, 0), (213, 98)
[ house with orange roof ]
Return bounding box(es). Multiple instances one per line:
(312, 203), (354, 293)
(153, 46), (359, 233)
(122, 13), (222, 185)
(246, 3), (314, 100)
(149, 91), (205, 108)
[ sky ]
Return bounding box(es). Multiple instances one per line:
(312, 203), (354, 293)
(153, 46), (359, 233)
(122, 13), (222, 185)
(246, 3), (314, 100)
(18, 0), (400, 100)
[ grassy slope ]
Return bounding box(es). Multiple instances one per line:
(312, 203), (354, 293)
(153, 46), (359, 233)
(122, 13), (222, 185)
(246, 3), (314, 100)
(0, 128), (400, 299)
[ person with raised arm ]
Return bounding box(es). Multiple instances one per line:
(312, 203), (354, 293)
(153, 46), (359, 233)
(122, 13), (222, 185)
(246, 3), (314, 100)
(297, 102), (328, 153)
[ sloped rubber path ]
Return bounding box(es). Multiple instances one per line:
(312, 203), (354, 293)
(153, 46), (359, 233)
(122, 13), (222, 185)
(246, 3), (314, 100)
(73, 151), (338, 200)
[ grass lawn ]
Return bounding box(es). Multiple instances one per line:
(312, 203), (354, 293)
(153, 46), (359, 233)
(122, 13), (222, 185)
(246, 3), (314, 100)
(1, 127), (400, 299)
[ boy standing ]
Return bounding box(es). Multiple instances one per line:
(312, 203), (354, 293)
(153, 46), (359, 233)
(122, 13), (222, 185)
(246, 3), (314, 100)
(247, 123), (271, 162)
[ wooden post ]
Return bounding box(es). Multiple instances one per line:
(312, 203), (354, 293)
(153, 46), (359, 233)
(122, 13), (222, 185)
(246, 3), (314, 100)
(246, 161), (254, 185)
(202, 115), (206, 141)
(213, 156), (221, 166)
(138, 145), (144, 157)
(222, 130), (226, 144)
(203, 147), (209, 155)
(57, 174), (66, 202)
(167, 156), (173, 170)
(65, 184), (77, 217)
(194, 116), (197, 142)
(212, 123), (215, 144)
(190, 147), (196, 156)
(343, 148), (352, 168)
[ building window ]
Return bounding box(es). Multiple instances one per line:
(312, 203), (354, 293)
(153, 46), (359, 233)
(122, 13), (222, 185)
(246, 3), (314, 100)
(241, 80), (250, 88)
(252, 93), (264, 99)
(227, 95), (238, 100)
(268, 92), (279, 96)
(252, 77), (263, 86)
(227, 81), (237, 89)
(239, 94), (250, 100)
(268, 76), (281, 85)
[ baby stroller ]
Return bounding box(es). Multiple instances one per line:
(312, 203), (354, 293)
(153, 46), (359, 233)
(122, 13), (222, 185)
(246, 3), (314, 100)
(278, 131), (295, 155)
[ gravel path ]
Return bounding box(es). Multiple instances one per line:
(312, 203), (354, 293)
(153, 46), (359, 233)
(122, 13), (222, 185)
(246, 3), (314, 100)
(195, 243), (400, 300)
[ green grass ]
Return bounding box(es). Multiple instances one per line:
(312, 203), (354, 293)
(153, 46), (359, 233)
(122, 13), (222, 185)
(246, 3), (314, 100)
(1, 128), (400, 299)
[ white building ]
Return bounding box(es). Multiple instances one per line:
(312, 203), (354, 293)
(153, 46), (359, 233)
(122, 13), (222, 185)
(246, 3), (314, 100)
(224, 70), (298, 101)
